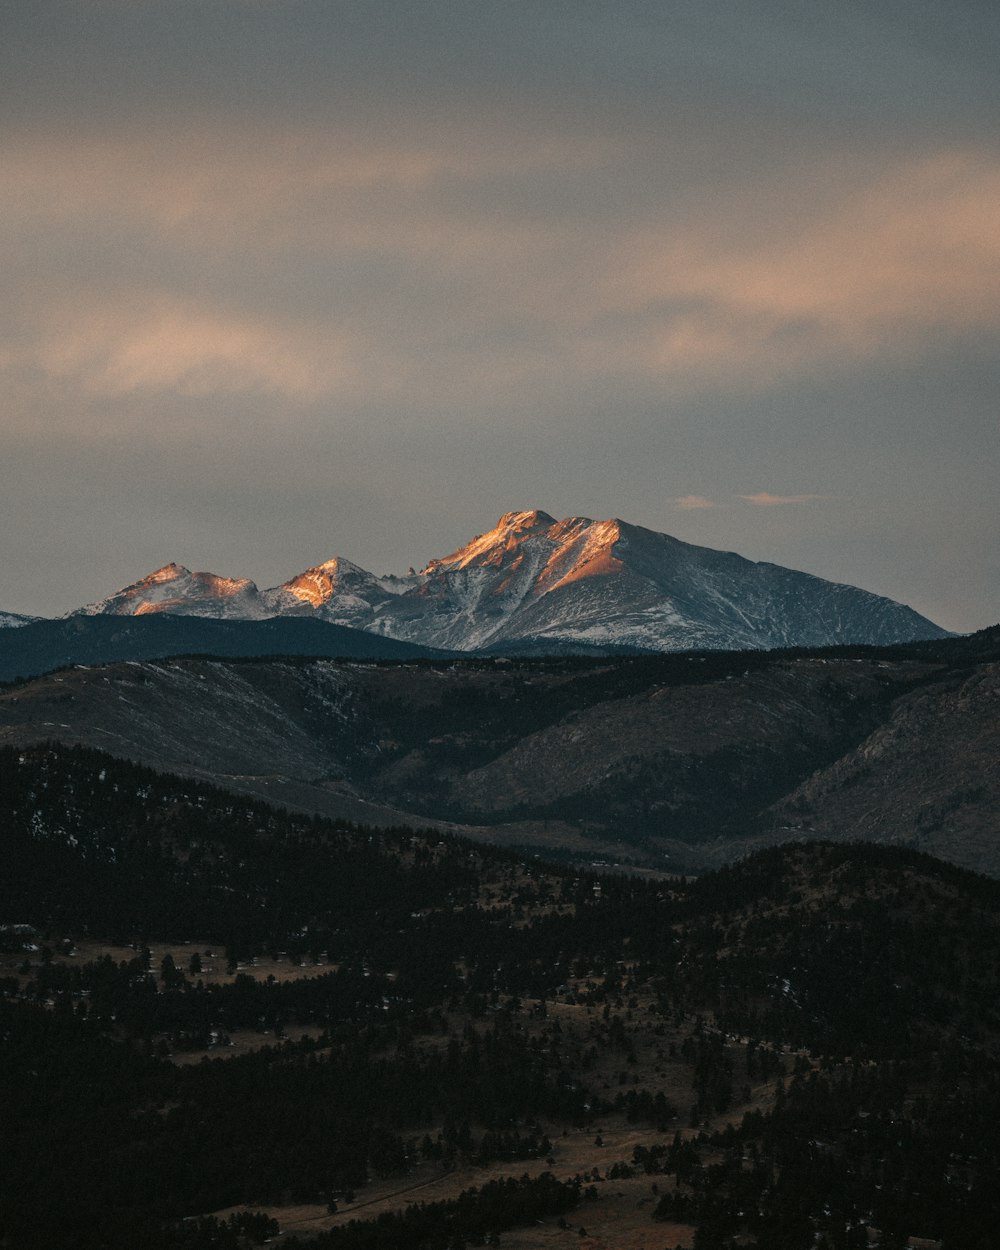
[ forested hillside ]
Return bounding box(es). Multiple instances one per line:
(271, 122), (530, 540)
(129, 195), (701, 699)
(3, 627), (998, 873)
(2, 744), (999, 1249)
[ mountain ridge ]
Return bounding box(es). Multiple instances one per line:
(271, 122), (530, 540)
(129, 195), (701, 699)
(41, 509), (949, 653)
(2, 627), (995, 874)
(0, 614), (450, 684)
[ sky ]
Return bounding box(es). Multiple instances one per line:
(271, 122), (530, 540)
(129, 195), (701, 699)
(2, 1), (998, 632)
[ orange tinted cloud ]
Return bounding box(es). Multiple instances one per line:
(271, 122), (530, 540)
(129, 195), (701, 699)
(22, 294), (359, 402)
(0, 121), (618, 405)
(610, 150), (1000, 380)
(3, 120), (999, 409)
(0, 123), (613, 244)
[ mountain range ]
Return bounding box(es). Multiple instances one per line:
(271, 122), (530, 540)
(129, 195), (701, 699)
(43, 510), (948, 654)
(3, 627), (996, 875)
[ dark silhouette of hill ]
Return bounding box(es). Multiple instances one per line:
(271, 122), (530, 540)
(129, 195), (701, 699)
(1, 625), (996, 872)
(0, 613), (449, 682)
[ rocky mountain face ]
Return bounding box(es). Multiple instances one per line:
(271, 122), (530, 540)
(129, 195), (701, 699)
(61, 510), (948, 652)
(1, 629), (995, 874)
(770, 656), (1000, 871)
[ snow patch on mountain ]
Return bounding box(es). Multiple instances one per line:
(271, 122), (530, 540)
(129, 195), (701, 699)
(0, 612), (39, 629)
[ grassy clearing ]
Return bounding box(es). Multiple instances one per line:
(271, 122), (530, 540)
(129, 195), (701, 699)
(198, 984), (791, 1249)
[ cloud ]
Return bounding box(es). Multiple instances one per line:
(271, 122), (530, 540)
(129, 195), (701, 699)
(674, 495), (718, 510)
(10, 292), (361, 404)
(607, 150), (1000, 383)
(0, 121), (624, 411)
(3, 111), (999, 414)
(738, 493), (826, 506)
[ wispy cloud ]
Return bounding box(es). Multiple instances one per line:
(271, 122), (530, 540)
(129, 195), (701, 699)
(3, 129), (999, 410)
(738, 493), (826, 506)
(674, 494), (718, 510)
(609, 151), (1000, 383)
(17, 294), (361, 403)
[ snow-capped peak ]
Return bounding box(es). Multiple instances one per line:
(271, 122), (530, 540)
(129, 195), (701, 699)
(72, 563), (268, 619)
(145, 563), (188, 583)
(278, 556), (371, 607)
(422, 511), (626, 592)
(62, 510), (951, 652)
(424, 509), (560, 574)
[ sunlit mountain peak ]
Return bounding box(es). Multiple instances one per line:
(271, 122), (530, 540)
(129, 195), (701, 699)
(278, 556), (380, 608)
(73, 563), (264, 618)
(63, 511), (950, 652)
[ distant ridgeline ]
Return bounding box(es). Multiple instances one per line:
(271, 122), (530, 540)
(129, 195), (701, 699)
(0, 612), (450, 683)
(1, 625), (998, 876)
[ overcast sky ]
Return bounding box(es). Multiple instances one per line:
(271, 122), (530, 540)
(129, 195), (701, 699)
(2, 1), (997, 631)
